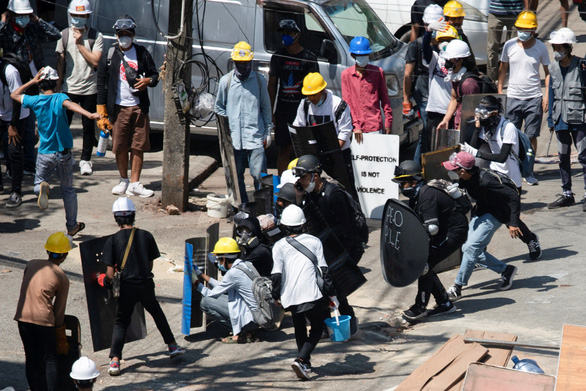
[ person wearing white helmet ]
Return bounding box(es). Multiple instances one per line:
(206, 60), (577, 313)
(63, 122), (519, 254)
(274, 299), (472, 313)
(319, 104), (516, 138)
(409, 1), (449, 41)
(546, 28), (586, 210)
(56, 0), (103, 176)
(70, 356), (99, 390)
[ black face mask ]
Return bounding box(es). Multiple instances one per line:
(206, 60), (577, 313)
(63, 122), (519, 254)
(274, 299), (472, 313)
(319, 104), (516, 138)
(234, 61), (252, 81)
(480, 116), (501, 132)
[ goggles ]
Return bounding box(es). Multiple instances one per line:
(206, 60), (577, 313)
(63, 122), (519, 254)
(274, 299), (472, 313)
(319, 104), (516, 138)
(393, 165), (419, 180)
(279, 19), (300, 32)
(292, 166), (312, 177)
(113, 19), (136, 30)
(475, 107), (498, 120)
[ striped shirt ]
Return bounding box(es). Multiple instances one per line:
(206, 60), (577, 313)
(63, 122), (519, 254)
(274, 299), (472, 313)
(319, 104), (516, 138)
(489, 0), (525, 16)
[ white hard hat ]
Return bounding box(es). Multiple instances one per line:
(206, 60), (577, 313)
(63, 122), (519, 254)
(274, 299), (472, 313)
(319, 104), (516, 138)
(112, 197), (136, 216)
(277, 170), (296, 189)
(423, 4), (444, 25)
(39, 66), (59, 81)
(549, 28), (576, 45)
(70, 356), (99, 380)
(441, 39), (471, 59)
(279, 205), (306, 226)
(68, 0), (92, 15)
(7, 0), (33, 14)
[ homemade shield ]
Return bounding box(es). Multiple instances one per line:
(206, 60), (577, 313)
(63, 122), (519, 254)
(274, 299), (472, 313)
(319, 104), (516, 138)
(380, 199), (429, 287)
(79, 236), (147, 352)
(216, 114), (241, 207)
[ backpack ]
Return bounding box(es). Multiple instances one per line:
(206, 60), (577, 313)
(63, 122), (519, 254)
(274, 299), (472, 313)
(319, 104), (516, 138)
(479, 168), (520, 196)
(235, 261), (284, 331)
(61, 27), (98, 73)
(498, 120), (534, 178)
(324, 183), (369, 244)
(0, 52), (38, 95)
(457, 72), (498, 102)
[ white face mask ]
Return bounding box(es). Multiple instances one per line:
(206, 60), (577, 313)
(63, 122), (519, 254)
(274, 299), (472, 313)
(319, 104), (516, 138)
(305, 175), (316, 192)
(355, 55), (369, 67)
(553, 50), (567, 61)
(118, 36), (133, 49)
(15, 15), (29, 28)
(518, 31), (532, 42)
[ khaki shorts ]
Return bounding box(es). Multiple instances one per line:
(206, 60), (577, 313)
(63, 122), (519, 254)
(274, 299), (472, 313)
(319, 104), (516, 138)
(112, 105), (151, 153)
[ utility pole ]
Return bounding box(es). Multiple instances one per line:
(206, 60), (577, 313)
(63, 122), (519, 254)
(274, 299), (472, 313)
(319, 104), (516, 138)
(162, 0), (193, 210)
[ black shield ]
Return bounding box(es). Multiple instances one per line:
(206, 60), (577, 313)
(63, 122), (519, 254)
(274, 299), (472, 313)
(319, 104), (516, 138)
(380, 199), (429, 287)
(216, 114), (241, 207)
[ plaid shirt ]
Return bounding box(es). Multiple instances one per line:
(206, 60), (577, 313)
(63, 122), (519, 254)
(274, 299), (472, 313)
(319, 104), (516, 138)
(0, 19), (61, 71)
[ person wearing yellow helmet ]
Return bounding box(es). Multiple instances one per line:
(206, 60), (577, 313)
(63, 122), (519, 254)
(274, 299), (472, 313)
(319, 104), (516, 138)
(215, 41), (274, 203)
(14, 232), (71, 391)
(443, 0), (476, 68)
(498, 9), (550, 186)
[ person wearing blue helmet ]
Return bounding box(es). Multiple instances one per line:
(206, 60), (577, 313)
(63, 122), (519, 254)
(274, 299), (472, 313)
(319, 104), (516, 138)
(341, 36), (393, 144)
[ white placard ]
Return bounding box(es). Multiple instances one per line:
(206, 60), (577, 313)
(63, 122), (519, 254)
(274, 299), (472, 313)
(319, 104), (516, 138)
(350, 133), (400, 219)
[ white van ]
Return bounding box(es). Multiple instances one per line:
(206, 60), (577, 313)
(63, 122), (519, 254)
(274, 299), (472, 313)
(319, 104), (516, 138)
(86, 0), (422, 145)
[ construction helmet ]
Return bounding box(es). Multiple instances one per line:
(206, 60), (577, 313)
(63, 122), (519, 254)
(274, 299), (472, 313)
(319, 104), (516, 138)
(443, 1), (466, 17)
(70, 356), (99, 380)
(423, 4), (444, 24)
(279, 205), (306, 226)
(349, 36), (372, 55)
(549, 28), (576, 45)
(277, 169), (296, 188)
(231, 41), (253, 61)
(287, 158), (299, 171)
(7, 0), (33, 14)
(212, 237), (241, 254)
(441, 39), (471, 59)
(45, 232), (72, 254)
(112, 197), (136, 216)
(392, 160), (422, 183)
(275, 183), (298, 204)
(515, 11), (538, 29)
(68, 0), (92, 14)
(435, 25), (459, 42)
(301, 72), (327, 95)
(293, 154), (322, 176)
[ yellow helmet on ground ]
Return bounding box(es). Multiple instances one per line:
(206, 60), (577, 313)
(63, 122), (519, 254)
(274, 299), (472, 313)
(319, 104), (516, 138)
(444, 1), (466, 17)
(45, 232), (72, 254)
(213, 237), (241, 254)
(302, 72), (327, 95)
(436, 25), (459, 42)
(287, 158), (299, 171)
(231, 41), (253, 61)
(515, 11), (537, 29)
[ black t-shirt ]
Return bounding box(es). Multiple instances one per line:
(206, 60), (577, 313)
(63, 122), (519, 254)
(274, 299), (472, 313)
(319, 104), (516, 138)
(241, 244), (273, 278)
(269, 47), (318, 114)
(102, 228), (160, 282)
(411, 0), (448, 38)
(404, 37), (429, 100)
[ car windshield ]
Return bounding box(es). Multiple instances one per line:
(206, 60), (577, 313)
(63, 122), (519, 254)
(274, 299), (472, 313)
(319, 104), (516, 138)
(320, 0), (398, 57)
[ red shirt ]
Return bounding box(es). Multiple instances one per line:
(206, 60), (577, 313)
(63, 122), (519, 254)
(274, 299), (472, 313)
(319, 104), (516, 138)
(453, 76), (480, 129)
(341, 64), (393, 133)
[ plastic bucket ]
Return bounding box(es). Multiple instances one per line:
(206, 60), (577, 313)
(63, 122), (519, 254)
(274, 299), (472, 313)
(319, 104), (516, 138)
(324, 315), (352, 342)
(206, 194), (230, 218)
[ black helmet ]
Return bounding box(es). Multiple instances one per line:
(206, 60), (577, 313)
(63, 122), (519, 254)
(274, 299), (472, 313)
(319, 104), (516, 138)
(392, 160), (422, 183)
(293, 154), (322, 176)
(274, 183), (297, 204)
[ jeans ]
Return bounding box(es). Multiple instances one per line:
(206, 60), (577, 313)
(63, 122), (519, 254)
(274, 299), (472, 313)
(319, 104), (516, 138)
(291, 301), (329, 363)
(110, 279), (174, 359)
(200, 294), (231, 330)
(4, 118), (28, 194)
(455, 213), (507, 287)
(66, 93), (97, 161)
(556, 127), (586, 192)
(34, 151), (78, 232)
(234, 147), (267, 203)
(18, 321), (58, 391)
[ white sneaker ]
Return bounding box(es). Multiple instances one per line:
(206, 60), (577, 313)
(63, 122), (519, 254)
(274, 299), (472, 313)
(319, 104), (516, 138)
(112, 178), (130, 195)
(524, 176), (539, 186)
(126, 182), (154, 198)
(79, 160), (93, 175)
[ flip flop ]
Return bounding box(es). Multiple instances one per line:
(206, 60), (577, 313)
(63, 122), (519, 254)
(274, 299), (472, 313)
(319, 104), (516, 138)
(220, 336), (240, 344)
(68, 222), (85, 236)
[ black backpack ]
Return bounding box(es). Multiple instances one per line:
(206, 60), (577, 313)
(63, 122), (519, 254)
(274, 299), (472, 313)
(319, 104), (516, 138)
(479, 168), (520, 196)
(61, 27), (98, 73)
(323, 183), (369, 244)
(0, 52), (38, 95)
(457, 72), (497, 102)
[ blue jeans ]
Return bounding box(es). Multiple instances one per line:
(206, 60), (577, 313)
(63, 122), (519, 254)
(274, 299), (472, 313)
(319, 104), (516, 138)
(34, 151), (78, 232)
(455, 213), (507, 286)
(234, 147), (267, 203)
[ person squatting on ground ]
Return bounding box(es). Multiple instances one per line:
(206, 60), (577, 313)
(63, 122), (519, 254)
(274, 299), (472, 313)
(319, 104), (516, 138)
(11, 66), (97, 236)
(97, 197), (185, 376)
(215, 41), (273, 203)
(70, 356), (100, 391)
(393, 160), (469, 322)
(14, 232), (71, 391)
(194, 237), (260, 343)
(546, 28), (586, 210)
(97, 15), (159, 198)
(271, 205), (337, 380)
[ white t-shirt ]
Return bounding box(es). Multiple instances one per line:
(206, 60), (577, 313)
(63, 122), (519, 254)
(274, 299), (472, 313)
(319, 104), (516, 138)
(500, 38), (550, 100)
(271, 234), (327, 309)
(115, 46), (140, 107)
(479, 117), (522, 187)
(0, 64), (30, 121)
(423, 52), (452, 114)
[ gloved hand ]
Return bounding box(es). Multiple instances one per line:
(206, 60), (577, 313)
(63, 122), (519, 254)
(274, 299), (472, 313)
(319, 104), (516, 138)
(446, 183), (462, 199)
(193, 263), (203, 277)
(427, 20), (447, 32)
(96, 273), (108, 287)
(96, 104), (112, 131)
(329, 296), (340, 309)
(55, 325), (69, 355)
(402, 102), (415, 119)
(264, 132), (272, 149)
(460, 142), (478, 157)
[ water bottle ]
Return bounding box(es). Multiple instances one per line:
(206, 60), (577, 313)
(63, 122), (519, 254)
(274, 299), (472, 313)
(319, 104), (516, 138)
(511, 355), (544, 374)
(96, 131), (109, 157)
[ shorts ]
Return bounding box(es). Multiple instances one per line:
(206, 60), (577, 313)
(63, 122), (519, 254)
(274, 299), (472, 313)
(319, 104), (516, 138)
(505, 96), (543, 139)
(112, 105), (151, 153)
(274, 111), (296, 147)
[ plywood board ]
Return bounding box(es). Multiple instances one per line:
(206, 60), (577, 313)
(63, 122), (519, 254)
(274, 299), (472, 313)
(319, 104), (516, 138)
(556, 324), (586, 390)
(463, 363), (555, 391)
(464, 329), (518, 366)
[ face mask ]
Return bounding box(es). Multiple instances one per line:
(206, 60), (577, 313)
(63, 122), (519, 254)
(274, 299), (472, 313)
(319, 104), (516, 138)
(439, 42), (449, 52)
(554, 50), (567, 62)
(218, 263), (227, 272)
(304, 175), (316, 192)
(15, 15), (29, 28)
(281, 34), (296, 46)
(444, 60), (455, 71)
(480, 115), (501, 132)
(234, 61), (252, 81)
(447, 170), (460, 181)
(400, 181), (421, 199)
(314, 94), (326, 107)
(118, 36), (133, 49)
(518, 31), (532, 42)
(70, 16), (87, 29)
(355, 55), (369, 67)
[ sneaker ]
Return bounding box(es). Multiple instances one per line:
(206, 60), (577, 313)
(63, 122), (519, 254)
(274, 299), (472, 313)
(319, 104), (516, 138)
(402, 304), (428, 322)
(169, 344), (186, 358)
(79, 160), (93, 175)
(499, 265), (518, 291)
(38, 181), (49, 210)
(108, 361), (121, 376)
(524, 176), (539, 186)
(527, 234), (542, 260)
(126, 182), (154, 198)
(350, 316), (359, 337)
(291, 359), (311, 380)
(446, 285), (462, 302)
(427, 301), (457, 317)
(548, 194), (575, 209)
(6, 192), (22, 208)
(112, 178), (130, 195)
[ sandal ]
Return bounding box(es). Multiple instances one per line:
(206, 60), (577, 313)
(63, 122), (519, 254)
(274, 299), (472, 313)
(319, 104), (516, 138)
(220, 336), (240, 344)
(68, 222), (85, 237)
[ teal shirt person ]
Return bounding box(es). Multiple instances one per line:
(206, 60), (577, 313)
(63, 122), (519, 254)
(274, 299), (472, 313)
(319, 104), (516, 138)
(22, 93), (72, 154)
